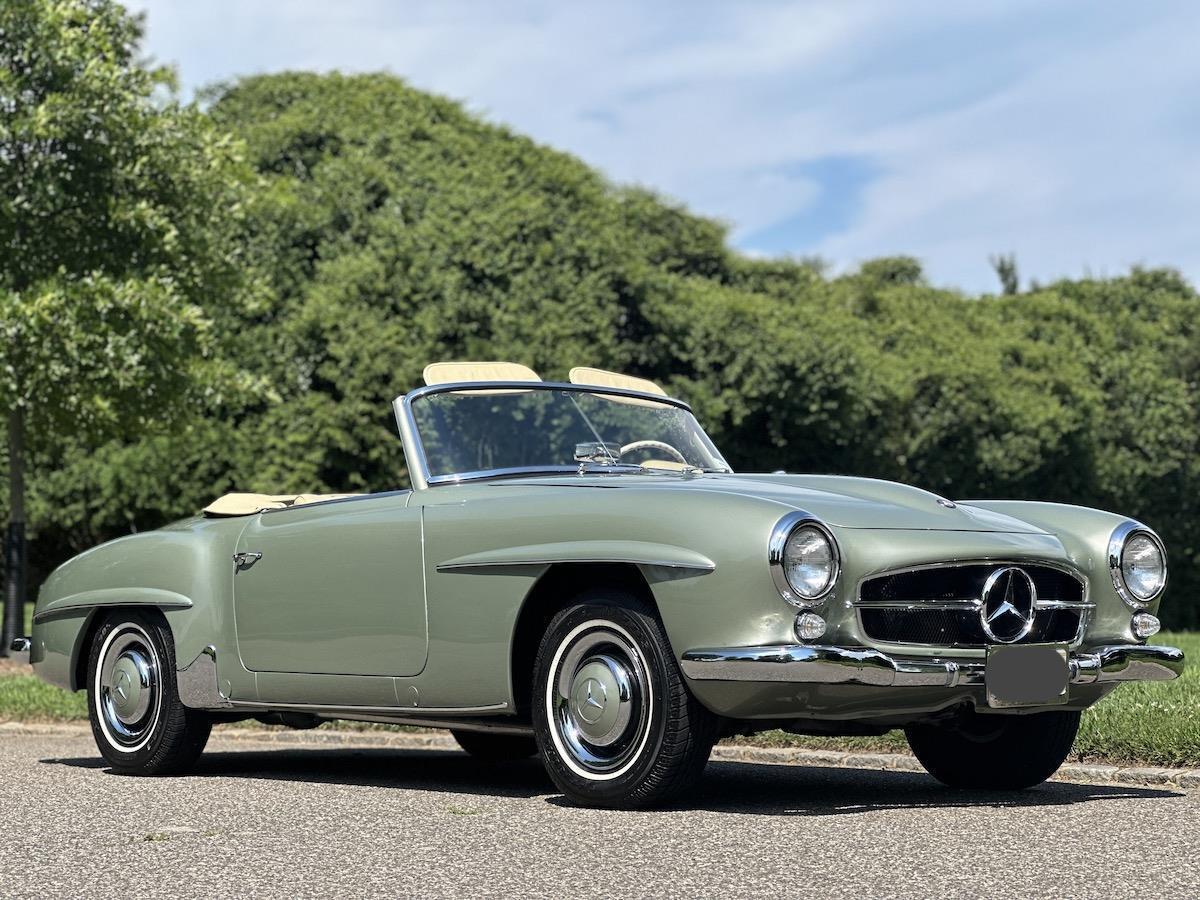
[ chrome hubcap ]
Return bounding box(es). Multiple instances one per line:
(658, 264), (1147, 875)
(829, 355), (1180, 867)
(569, 655), (632, 746)
(549, 621), (652, 778)
(97, 626), (161, 750)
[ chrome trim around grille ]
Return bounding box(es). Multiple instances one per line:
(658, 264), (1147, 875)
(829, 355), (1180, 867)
(680, 643), (1184, 687)
(853, 559), (1091, 609)
(853, 560), (1093, 649)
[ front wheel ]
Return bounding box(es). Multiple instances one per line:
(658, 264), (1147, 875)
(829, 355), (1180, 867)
(532, 590), (718, 809)
(86, 611), (211, 775)
(905, 709), (1081, 790)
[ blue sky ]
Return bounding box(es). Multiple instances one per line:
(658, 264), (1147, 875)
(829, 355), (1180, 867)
(130, 0), (1200, 292)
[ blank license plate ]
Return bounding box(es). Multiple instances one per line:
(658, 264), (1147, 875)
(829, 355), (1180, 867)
(986, 643), (1070, 708)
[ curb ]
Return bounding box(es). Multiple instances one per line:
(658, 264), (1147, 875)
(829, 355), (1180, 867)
(4, 720), (1197, 789)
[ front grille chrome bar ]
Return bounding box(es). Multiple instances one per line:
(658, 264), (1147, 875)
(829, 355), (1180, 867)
(855, 599), (1095, 611)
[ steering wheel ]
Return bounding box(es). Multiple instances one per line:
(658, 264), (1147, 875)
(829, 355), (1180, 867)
(620, 439), (688, 465)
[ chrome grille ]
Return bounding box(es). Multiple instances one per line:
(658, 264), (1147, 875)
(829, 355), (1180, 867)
(857, 563), (1087, 648)
(859, 607), (1082, 647)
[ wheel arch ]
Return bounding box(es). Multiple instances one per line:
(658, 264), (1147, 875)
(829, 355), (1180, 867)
(69, 603), (178, 692)
(509, 562), (659, 718)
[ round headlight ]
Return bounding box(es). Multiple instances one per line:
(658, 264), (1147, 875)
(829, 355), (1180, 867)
(1121, 533), (1166, 600)
(769, 515), (840, 606)
(1109, 523), (1167, 606)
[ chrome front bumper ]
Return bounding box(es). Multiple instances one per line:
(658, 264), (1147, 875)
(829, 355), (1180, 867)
(680, 644), (1185, 687)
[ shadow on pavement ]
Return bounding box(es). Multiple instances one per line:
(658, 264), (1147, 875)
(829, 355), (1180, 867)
(46, 747), (556, 800)
(685, 759), (1183, 816)
(43, 748), (1183, 814)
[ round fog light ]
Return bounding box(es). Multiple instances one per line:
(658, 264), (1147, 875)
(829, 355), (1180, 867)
(1132, 612), (1161, 640)
(795, 612), (826, 642)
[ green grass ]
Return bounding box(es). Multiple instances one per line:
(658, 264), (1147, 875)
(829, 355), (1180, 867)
(0, 673), (87, 721)
(2, 631), (1197, 768)
(1072, 630), (1200, 767)
(23, 602), (32, 637)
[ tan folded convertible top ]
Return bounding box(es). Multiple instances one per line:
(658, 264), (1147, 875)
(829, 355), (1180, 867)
(203, 492), (362, 517)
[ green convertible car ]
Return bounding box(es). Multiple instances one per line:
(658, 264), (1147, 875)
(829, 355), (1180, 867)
(15, 362), (1185, 808)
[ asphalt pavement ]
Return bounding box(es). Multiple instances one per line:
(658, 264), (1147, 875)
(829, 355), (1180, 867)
(0, 727), (1195, 899)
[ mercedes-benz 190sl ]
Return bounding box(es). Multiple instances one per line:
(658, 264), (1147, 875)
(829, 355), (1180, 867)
(15, 362), (1184, 807)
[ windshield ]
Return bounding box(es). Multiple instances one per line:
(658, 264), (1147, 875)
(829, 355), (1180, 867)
(409, 386), (730, 483)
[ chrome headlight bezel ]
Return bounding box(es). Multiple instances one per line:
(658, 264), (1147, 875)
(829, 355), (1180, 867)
(769, 512), (841, 608)
(1108, 521), (1167, 608)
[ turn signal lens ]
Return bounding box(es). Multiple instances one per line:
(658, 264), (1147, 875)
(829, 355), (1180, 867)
(1132, 612), (1161, 640)
(794, 612), (827, 642)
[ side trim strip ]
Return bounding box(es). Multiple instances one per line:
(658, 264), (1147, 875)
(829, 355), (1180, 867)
(436, 541), (716, 574)
(438, 557), (715, 573)
(228, 700), (510, 717)
(35, 587), (193, 623)
(325, 714), (533, 736)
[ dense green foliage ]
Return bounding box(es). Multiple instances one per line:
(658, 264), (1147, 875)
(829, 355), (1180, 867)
(0, 0), (258, 643)
(2, 63), (1197, 625)
(0, 0), (255, 444)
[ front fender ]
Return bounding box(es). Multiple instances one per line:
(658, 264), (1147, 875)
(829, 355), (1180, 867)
(959, 500), (1159, 644)
(31, 516), (245, 694)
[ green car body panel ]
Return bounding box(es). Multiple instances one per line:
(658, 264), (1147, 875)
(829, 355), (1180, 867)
(27, 381), (1183, 733)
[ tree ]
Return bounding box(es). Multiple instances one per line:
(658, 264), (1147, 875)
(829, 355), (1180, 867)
(991, 253), (1020, 295)
(0, 0), (253, 652)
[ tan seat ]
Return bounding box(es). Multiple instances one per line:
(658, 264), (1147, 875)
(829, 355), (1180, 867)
(423, 361), (541, 385)
(203, 492), (363, 517)
(568, 367), (670, 408)
(568, 367), (666, 396)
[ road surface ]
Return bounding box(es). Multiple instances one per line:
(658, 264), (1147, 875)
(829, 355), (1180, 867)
(0, 728), (1194, 898)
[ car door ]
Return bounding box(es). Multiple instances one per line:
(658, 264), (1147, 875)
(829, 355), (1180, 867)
(232, 492), (427, 677)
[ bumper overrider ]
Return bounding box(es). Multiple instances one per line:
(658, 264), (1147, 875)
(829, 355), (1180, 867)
(680, 643), (1185, 687)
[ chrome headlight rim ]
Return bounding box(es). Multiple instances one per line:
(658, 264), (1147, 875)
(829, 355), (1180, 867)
(768, 512), (841, 608)
(1108, 521), (1167, 608)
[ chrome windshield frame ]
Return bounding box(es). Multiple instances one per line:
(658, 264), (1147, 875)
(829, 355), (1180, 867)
(392, 380), (709, 490)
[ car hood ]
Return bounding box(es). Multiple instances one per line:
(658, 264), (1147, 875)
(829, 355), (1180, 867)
(504, 472), (1047, 534)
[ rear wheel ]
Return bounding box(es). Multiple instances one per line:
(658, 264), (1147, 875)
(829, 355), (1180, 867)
(532, 590), (718, 809)
(905, 709), (1080, 790)
(86, 610), (211, 775)
(451, 730), (538, 761)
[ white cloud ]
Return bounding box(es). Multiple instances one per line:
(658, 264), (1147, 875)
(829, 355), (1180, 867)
(130, 0), (1200, 291)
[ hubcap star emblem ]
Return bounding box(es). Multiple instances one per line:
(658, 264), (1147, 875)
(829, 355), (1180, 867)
(114, 669), (130, 702)
(577, 677), (607, 723)
(584, 681), (604, 710)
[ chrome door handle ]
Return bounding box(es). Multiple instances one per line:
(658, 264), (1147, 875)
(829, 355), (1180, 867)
(233, 551), (263, 570)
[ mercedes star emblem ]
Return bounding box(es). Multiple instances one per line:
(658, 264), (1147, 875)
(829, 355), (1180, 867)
(980, 566), (1037, 643)
(578, 678), (606, 723)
